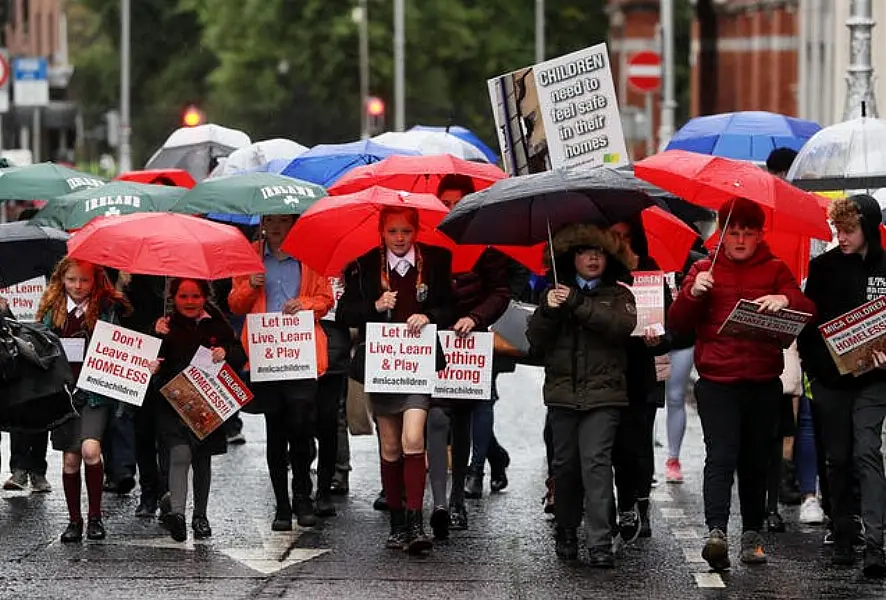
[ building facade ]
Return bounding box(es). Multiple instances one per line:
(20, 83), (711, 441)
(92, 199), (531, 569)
(3, 0), (75, 162)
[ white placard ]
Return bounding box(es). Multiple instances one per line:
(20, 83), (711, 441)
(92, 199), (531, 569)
(433, 331), (494, 400)
(627, 271), (665, 336)
(0, 276), (46, 321)
(488, 42), (628, 176)
(322, 277), (345, 322)
(76, 321), (161, 406)
(61, 338), (85, 363)
(364, 323), (437, 394)
(191, 345), (222, 377)
(246, 311), (318, 381)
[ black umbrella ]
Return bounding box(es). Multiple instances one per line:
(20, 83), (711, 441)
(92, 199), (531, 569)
(0, 222), (69, 287)
(438, 167), (656, 246)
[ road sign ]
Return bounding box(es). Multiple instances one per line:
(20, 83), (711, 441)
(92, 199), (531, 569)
(13, 57), (49, 107)
(0, 49), (9, 113)
(627, 51), (662, 94)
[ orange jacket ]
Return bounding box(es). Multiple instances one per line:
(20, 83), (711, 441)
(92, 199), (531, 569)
(229, 242), (333, 377)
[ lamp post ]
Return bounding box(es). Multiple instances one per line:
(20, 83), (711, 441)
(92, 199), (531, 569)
(393, 0), (405, 131)
(843, 0), (878, 119)
(657, 0), (676, 151)
(119, 0), (132, 173)
(535, 0), (545, 63)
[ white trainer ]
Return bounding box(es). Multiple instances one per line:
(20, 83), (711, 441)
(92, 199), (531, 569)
(799, 497), (825, 525)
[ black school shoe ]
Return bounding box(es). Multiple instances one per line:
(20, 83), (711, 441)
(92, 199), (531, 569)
(86, 517), (106, 541)
(165, 513), (187, 542)
(61, 520), (83, 543)
(192, 515), (212, 539)
(863, 545), (886, 578)
(430, 506), (450, 540)
(587, 546), (615, 569)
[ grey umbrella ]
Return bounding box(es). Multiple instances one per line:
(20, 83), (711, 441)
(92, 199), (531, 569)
(438, 167), (656, 246)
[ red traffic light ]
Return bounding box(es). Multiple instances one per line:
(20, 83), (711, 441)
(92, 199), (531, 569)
(182, 105), (204, 127)
(366, 96), (385, 117)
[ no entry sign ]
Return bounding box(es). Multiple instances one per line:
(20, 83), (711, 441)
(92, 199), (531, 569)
(627, 51), (662, 93)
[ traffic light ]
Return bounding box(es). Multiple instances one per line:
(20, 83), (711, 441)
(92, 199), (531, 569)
(182, 105), (205, 128)
(366, 96), (385, 135)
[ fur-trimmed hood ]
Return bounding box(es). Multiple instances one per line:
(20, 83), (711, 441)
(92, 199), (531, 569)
(544, 223), (638, 271)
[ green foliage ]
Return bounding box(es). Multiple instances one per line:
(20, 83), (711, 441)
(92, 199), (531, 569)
(69, 1), (692, 163)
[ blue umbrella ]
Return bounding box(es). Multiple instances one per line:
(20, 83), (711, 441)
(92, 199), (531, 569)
(279, 140), (419, 186)
(410, 125), (499, 163)
(665, 111), (821, 162)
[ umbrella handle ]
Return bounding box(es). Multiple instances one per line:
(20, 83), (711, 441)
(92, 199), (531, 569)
(709, 200), (735, 271)
(546, 218), (559, 288)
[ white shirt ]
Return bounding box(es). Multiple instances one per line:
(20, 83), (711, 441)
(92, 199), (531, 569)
(66, 295), (89, 318)
(386, 246), (416, 277)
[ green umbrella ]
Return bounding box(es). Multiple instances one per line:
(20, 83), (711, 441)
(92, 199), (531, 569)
(30, 181), (187, 230)
(0, 162), (106, 201)
(170, 172), (326, 216)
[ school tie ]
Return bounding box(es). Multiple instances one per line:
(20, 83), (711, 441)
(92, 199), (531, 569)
(395, 259), (411, 277)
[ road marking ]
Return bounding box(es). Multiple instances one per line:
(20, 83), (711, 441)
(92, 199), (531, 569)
(694, 573), (726, 588)
(672, 528), (701, 540)
(220, 548), (329, 575)
(115, 537), (210, 551)
(682, 547), (706, 563)
(660, 507), (685, 519)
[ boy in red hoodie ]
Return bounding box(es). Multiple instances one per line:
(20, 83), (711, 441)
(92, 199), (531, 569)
(669, 197), (815, 571)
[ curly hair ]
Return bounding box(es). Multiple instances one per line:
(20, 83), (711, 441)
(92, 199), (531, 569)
(36, 257), (133, 331)
(828, 197), (861, 231)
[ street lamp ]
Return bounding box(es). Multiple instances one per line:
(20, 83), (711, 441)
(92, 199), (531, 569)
(119, 0), (132, 173)
(844, 0), (878, 119)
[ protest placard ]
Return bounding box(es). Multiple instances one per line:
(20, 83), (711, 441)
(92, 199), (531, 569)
(488, 42), (628, 176)
(322, 277), (345, 322)
(364, 323), (437, 394)
(627, 271), (665, 336)
(76, 321), (161, 406)
(819, 296), (886, 376)
(433, 331), (494, 400)
(0, 276), (46, 321)
(718, 300), (812, 348)
(490, 300), (536, 356)
(246, 310), (317, 382)
(160, 357), (254, 440)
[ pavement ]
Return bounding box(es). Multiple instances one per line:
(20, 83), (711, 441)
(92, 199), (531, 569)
(1, 365), (886, 599)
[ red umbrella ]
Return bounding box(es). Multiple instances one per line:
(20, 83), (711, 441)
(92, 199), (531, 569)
(281, 187), (450, 276)
(67, 213), (264, 279)
(634, 150), (831, 240)
(116, 169), (197, 189)
(327, 154), (507, 196)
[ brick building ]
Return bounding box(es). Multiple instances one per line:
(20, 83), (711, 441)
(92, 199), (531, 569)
(2, 0), (75, 161)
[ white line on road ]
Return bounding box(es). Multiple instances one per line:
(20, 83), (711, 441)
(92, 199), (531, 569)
(672, 528), (701, 540)
(694, 573), (726, 588)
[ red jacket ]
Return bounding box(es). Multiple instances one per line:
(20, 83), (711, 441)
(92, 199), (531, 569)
(668, 243), (816, 384)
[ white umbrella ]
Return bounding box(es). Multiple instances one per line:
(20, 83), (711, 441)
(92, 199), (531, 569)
(787, 117), (886, 181)
(372, 130), (489, 162)
(145, 124), (253, 182)
(209, 138), (309, 177)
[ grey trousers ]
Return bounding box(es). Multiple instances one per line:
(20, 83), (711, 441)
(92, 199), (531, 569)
(548, 406), (620, 550)
(853, 381), (886, 548)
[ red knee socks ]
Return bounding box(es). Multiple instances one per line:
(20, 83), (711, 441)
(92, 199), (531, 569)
(380, 458), (404, 511)
(403, 453), (426, 511)
(84, 462), (104, 519)
(62, 472), (82, 523)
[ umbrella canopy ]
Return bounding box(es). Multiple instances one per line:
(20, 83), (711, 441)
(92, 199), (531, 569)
(0, 163), (105, 202)
(209, 138), (309, 178)
(461, 206), (698, 275)
(437, 167), (655, 246)
(67, 213), (263, 279)
(116, 168), (197, 189)
(145, 124), (252, 182)
(634, 150), (831, 240)
(372, 131), (490, 162)
(31, 182), (188, 230)
(280, 187), (449, 276)
(666, 111), (821, 162)
(786, 117), (886, 192)
(279, 140), (420, 187)
(328, 154), (507, 196)
(0, 222), (69, 287)
(409, 125), (499, 163)
(170, 172), (326, 216)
